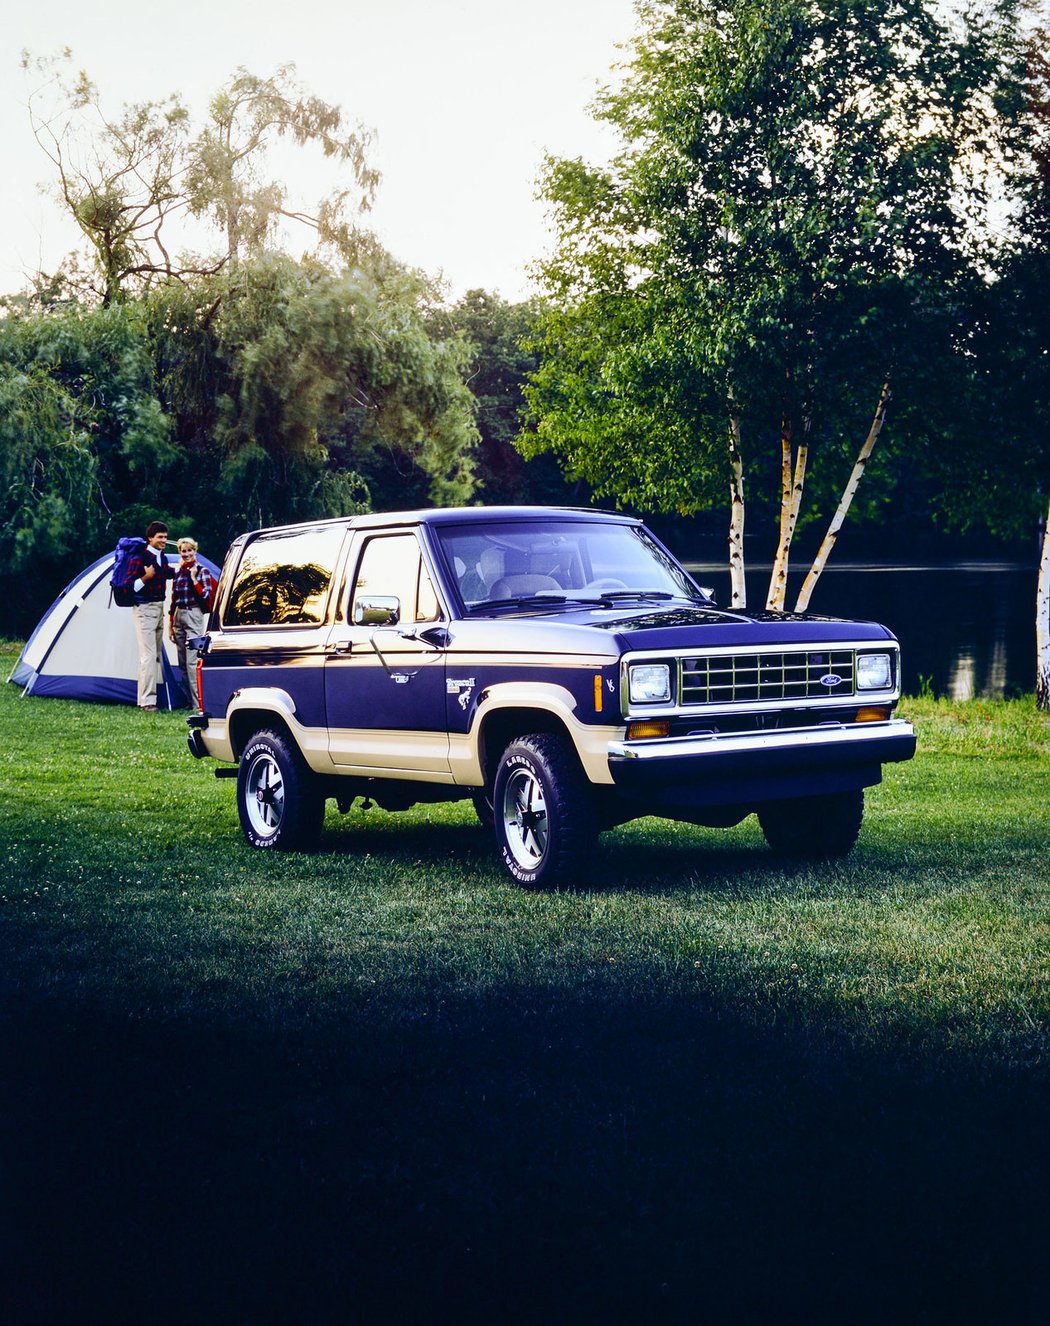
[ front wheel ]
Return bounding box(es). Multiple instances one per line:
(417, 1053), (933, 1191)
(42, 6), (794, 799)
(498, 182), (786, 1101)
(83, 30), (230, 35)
(757, 789), (864, 859)
(237, 729), (325, 851)
(493, 734), (595, 888)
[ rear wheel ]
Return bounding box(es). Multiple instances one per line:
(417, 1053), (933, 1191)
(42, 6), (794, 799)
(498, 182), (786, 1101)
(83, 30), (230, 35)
(757, 789), (864, 859)
(493, 733), (595, 888)
(237, 729), (325, 851)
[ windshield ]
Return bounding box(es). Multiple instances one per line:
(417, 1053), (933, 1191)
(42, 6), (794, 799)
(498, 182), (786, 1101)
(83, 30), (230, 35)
(434, 519), (704, 611)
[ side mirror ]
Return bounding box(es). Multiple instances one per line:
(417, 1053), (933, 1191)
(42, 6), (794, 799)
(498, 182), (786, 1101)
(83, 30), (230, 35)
(354, 595), (400, 627)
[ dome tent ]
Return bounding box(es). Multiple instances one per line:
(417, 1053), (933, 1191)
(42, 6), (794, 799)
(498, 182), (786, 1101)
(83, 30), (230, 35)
(8, 549), (221, 708)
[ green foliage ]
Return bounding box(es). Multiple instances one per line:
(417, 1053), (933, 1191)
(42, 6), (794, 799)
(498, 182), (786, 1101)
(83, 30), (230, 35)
(23, 53), (380, 304)
(0, 300), (176, 628)
(201, 254), (477, 530)
(23, 51), (196, 305)
(524, 0), (1027, 533)
(436, 289), (577, 504)
(925, 27), (1050, 542)
(0, 255), (479, 634)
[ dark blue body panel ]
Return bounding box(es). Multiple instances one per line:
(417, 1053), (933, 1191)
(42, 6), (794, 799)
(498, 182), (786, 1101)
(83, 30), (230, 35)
(595, 607), (893, 653)
(201, 644), (329, 730)
(326, 650), (447, 733)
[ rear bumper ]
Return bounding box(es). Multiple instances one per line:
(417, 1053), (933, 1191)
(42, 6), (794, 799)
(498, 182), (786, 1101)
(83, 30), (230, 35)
(186, 712), (210, 759)
(607, 719), (916, 805)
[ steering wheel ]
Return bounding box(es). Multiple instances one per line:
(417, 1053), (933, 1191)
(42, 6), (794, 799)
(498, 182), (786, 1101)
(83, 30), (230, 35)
(583, 577), (629, 594)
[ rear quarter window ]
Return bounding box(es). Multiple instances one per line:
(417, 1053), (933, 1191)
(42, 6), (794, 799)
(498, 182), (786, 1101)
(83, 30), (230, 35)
(222, 524), (346, 627)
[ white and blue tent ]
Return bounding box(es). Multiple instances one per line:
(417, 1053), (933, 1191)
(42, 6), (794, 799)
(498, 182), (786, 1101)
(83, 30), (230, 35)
(8, 549), (220, 708)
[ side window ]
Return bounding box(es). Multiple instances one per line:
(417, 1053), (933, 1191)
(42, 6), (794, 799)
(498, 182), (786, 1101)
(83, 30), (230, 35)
(351, 534), (441, 624)
(223, 525), (345, 627)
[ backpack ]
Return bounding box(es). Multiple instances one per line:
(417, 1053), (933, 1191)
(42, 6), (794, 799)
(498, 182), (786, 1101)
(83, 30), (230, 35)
(193, 569), (217, 614)
(110, 536), (147, 607)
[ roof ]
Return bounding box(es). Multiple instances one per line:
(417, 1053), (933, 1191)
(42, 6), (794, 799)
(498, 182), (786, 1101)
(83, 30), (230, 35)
(243, 505), (643, 539)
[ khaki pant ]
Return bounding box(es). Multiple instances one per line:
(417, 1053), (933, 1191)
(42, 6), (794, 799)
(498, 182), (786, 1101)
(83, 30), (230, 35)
(172, 604), (207, 707)
(131, 601), (164, 708)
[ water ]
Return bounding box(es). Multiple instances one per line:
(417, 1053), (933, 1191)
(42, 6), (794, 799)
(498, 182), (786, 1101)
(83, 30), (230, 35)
(684, 561), (1039, 700)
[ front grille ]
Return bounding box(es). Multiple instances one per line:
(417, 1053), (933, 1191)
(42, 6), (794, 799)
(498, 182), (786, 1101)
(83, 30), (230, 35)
(680, 650), (855, 706)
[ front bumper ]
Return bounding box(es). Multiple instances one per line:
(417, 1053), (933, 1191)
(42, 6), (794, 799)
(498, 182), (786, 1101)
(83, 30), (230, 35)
(607, 719), (916, 806)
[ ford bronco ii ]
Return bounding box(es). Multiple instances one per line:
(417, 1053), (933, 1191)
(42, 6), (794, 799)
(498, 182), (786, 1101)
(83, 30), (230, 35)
(187, 507), (915, 886)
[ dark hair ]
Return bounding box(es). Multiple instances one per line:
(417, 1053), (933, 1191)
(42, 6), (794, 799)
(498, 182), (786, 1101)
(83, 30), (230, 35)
(145, 521), (168, 540)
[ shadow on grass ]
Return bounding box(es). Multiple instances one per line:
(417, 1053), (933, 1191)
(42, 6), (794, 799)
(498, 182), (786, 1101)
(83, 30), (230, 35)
(2, 957), (1046, 1326)
(316, 810), (904, 898)
(320, 816), (498, 874)
(3, 767), (1046, 1324)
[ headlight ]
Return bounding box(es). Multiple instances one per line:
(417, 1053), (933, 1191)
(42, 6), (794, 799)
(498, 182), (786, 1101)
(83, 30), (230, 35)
(856, 652), (892, 691)
(629, 662), (671, 704)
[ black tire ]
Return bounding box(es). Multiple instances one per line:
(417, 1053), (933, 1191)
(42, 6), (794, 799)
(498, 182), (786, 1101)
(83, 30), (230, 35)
(493, 733), (595, 888)
(757, 789), (864, 859)
(237, 729), (325, 852)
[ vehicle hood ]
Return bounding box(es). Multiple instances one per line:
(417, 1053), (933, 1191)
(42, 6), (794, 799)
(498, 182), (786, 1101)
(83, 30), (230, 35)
(448, 602), (896, 656)
(596, 604), (895, 650)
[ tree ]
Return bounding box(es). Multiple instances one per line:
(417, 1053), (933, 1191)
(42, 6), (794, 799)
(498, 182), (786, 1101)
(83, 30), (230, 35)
(434, 290), (578, 505)
(0, 297), (176, 632)
(145, 253), (478, 543)
(22, 51), (205, 305)
(183, 65), (379, 265)
(22, 53), (379, 303)
(928, 25), (1050, 708)
(524, 0), (1025, 608)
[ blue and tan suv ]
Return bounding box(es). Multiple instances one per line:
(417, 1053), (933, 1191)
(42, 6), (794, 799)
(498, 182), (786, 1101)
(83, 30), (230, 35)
(187, 506), (915, 886)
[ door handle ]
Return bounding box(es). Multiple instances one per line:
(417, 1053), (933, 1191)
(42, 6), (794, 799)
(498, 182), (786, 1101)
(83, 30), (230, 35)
(329, 640), (353, 655)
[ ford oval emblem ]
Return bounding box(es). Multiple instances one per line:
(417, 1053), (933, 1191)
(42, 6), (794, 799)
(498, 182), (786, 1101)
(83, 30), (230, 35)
(819, 673), (843, 688)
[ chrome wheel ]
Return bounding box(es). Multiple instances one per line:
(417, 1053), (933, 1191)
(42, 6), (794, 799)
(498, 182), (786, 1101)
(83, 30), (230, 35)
(245, 750), (285, 840)
(501, 764), (550, 871)
(236, 729), (324, 852)
(492, 734), (595, 887)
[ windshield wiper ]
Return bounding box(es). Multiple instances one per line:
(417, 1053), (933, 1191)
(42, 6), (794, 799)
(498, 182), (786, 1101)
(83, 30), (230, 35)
(592, 590), (676, 602)
(465, 594), (568, 614)
(466, 589), (694, 614)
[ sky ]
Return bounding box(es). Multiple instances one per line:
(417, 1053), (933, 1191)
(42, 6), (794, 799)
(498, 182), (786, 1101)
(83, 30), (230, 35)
(0, 0), (639, 302)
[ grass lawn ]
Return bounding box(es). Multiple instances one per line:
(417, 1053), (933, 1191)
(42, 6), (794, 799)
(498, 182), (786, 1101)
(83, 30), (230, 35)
(1, 651), (1048, 1324)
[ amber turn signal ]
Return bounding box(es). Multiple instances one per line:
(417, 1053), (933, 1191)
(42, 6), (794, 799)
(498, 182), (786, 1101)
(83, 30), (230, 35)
(856, 705), (891, 723)
(626, 719), (671, 740)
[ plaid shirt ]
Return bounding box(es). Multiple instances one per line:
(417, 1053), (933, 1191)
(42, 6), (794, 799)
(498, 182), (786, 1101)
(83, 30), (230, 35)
(170, 562), (214, 617)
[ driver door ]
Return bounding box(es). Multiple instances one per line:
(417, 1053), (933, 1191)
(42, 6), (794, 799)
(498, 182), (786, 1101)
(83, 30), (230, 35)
(324, 531), (450, 775)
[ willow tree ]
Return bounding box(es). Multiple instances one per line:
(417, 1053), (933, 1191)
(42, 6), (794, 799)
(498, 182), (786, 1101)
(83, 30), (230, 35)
(22, 54), (379, 302)
(183, 65), (379, 265)
(144, 252), (478, 542)
(524, 0), (1024, 608)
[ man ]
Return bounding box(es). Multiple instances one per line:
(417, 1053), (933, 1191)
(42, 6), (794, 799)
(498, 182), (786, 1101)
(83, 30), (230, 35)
(168, 537), (214, 709)
(129, 521), (175, 711)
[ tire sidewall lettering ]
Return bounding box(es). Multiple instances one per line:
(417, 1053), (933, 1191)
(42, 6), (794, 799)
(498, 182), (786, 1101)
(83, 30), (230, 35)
(239, 735), (285, 849)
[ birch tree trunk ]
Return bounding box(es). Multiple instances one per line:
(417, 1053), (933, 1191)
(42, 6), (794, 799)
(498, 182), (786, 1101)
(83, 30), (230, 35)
(793, 381), (891, 613)
(1037, 495), (1050, 711)
(728, 409), (747, 608)
(767, 415), (793, 612)
(766, 418), (810, 611)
